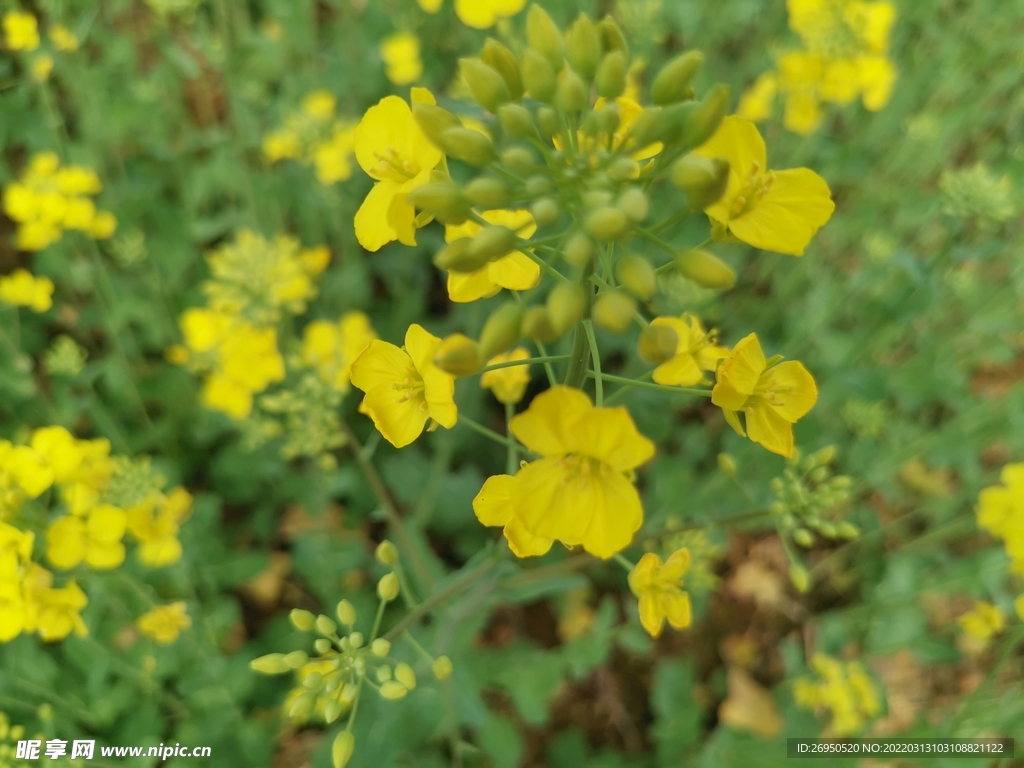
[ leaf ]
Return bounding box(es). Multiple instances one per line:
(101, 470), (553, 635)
(478, 713), (523, 768)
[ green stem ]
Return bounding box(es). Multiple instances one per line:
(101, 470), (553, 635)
(403, 630), (435, 663)
(505, 402), (518, 475)
(459, 414), (517, 449)
(479, 354), (568, 373)
(564, 262), (595, 389)
(586, 371), (712, 397)
(613, 553), (635, 572)
(535, 341), (559, 387)
(583, 320), (602, 406)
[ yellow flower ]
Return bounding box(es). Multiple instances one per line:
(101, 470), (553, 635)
(794, 653), (879, 736)
(454, 0), (526, 29)
(312, 124), (357, 185)
(200, 323), (285, 419)
(856, 54), (896, 111)
(0, 269), (54, 312)
(137, 602), (191, 643)
(350, 324), (457, 448)
(46, 505), (127, 571)
(628, 549), (693, 638)
(22, 566), (88, 642)
(3, 10), (39, 51)
(4, 426), (84, 498)
(49, 25), (79, 52)
(263, 129), (302, 163)
(736, 73), (778, 123)
(472, 386), (655, 559)
(353, 88), (442, 252)
(694, 116), (834, 256)
(711, 333), (817, 458)
(301, 310), (377, 391)
(380, 32), (423, 86)
(443, 210), (539, 302)
(976, 463), (1024, 574)
(30, 54), (53, 83)
(845, 0), (896, 53)
(0, 522), (34, 582)
(0, 579), (26, 641)
(957, 601), (1004, 641)
(649, 314), (728, 387)
(783, 90), (824, 136)
(125, 487), (192, 567)
(301, 90), (336, 121)
(418, 0), (443, 10)
(480, 348), (531, 404)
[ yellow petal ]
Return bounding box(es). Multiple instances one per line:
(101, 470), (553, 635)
(638, 593), (664, 637)
(85, 540), (125, 570)
(487, 252), (541, 291)
(509, 386), (592, 457)
(745, 403), (795, 458)
(360, 385), (429, 448)
(354, 96), (440, 181)
(722, 407), (746, 437)
(504, 516), (553, 558)
(628, 553), (662, 595)
(653, 353), (703, 387)
(473, 474), (515, 527)
(566, 407), (655, 473)
(694, 116), (767, 224)
(713, 333), (765, 400)
(355, 180), (402, 252)
(454, 0), (499, 29)
(579, 472), (645, 558)
(761, 361), (817, 422)
(389, 170), (433, 247)
(512, 457), (592, 545)
(350, 339), (412, 394)
(662, 548), (691, 580)
(728, 168), (834, 257)
(447, 269), (502, 303)
(664, 591), (692, 629)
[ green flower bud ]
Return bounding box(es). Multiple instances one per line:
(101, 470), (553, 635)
(501, 147), (536, 176)
(531, 197), (560, 226)
(536, 105), (561, 138)
(395, 662), (417, 691)
(432, 655), (453, 680)
(769, 478), (784, 495)
(459, 57), (511, 113)
(618, 188), (650, 224)
(627, 107), (664, 148)
(250, 653), (290, 674)
(565, 13), (600, 80)
(521, 49), (557, 103)
(769, 501), (787, 515)
(288, 691), (315, 720)
(524, 174), (552, 196)
(439, 127), (496, 167)
(290, 609), (316, 632)
(597, 16), (628, 57)
(651, 51), (704, 105)
(781, 512), (797, 528)
(341, 683), (359, 703)
(482, 38), (524, 100)
(789, 563), (811, 594)
(378, 572), (400, 602)
(580, 110), (601, 137)
(522, 306), (560, 343)
(830, 475), (852, 489)
(479, 302), (524, 359)
(526, 4), (564, 71)
(303, 671), (324, 689)
(595, 50), (627, 98)
(314, 638), (332, 654)
(435, 238), (488, 273)
(607, 156), (639, 182)
(466, 176), (509, 208)
(717, 452), (737, 476)
(810, 466), (829, 483)
(547, 282), (587, 334)
(375, 540), (399, 566)
(657, 101), (701, 144)
(315, 614), (337, 636)
(372, 638), (391, 657)
(593, 290), (636, 332)
(498, 103), (537, 139)
(671, 155), (729, 210)
(284, 650), (309, 669)
(809, 445), (837, 467)
(379, 680), (408, 700)
(793, 528), (814, 547)
(582, 190), (614, 209)
(638, 323), (678, 363)
(376, 665), (392, 683)
(556, 68), (588, 115)
(324, 699), (343, 724)
(336, 599), (356, 626)
(598, 101), (620, 132)
(682, 84), (730, 148)
(819, 522), (838, 539)
(468, 226), (517, 265)
(585, 207), (630, 241)
(433, 334), (483, 376)
(332, 731), (355, 768)
(412, 103), (462, 148)
(564, 232), (595, 266)
(405, 181), (470, 223)
(615, 252), (655, 299)
(675, 249), (736, 289)
(836, 522), (859, 539)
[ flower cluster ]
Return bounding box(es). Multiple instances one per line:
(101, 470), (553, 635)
(263, 91), (358, 186)
(768, 446), (857, 549)
(956, 601), (1004, 644)
(2, 10), (78, 84)
(137, 602), (192, 644)
(793, 653), (881, 736)
(737, 0), (897, 135)
(0, 269), (54, 313)
(2, 152), (117, 251)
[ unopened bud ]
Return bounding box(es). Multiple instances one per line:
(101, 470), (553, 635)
(375, 540), (399, 566)
(460, 57), (511, 113)
(332, 731), (355, 768)
(810, 466), (829, 483)
(525, 174), (552, 196)
(789, 563), (811, 593)
(836, 522), (859, 539)
(479, 302), (524, 359)
(412, 103), (462, 148)
(433, 334), (483, 376)
(377, 572), (400, 602)
(433, 655), (453, 680)
(607, 156), (639, 181)
(564, 232), (595, 266)
(819, 522), (838, 539)
(595, 50), (627, 98)
(435, 238), (489, 273)
(288, 691), (315, 719)
(582, 190), (614, 209)
(597, 16), (628, 56)
(657, 101), (701, 144)
(615, 253), (656, 299)
(671, 155), (729, 210)
(348, 631), (364, 649)
(683, 84), (730, 148)
(651, 51), (704, 105)
(501, 146), (536, 176)
(379, 680), (408, 700)
(675, 249), (736, 289)
(521, 49), (557, 103)
(406, 181), (469, 223)
(793, 528), (814, 547)
(315, 615), (337, 637)
(556, 68), (588, 115)
(717, 452), (737, 476)
(250, 653), (290, 674)
(618, 187), (649, 223)
(464, 177), (509, 210)
(336, 599), (357, 626)
(531, 197), (559, 226)
(372, 638), (391, 657)
(482, 38), (523, 100)
(809, 445), (837, 467)
(324, 699), (343, 724)
(439, 127), (496, 167)
(638, 323), (678, 363)
(536, 105), (560, 138)
(580, 110), (601, 137)
(585, 207), (630, 241)
(593, 290), (636, 332)
(395, 662), (417, 690)
(498, 103), (537, 139)
(565, 13), (600, 80)
(314, 638), (332, 654)
(526, 4), (564, 71)
(522, 306), (560, 343)
(468, 226), (516, 265)
(830, 476), (852, 489)
(290, 609), (315, 632)
(547, 282), (587, 334)
(376, 665), (392, 683)
(285, 650), (309, 669)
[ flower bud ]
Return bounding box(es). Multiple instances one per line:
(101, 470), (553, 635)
(435, 238), (489, 273)
(565, 13), (600, 80)
(597, 16), (628, 56)
(335, 599), (356, 626)
(348, 631), (364, 649)
(789, 563), (811, 594)
(432, 655), (453, 680)
(468, 226), (517, 265)
(433, 334), (483, 376)
(531, 198), (559, 226)
(580, 110), (601, 137)
(585, 207), (630, 241)
(595, 50), (627, 98)
(522, 306), (560, 343)
(379, 680), (408, 700)
(439, 127), (496, 167)
(412, 103), (462, 148)
(717, 452), (737, 476)
(250, 653), (290, 674)
(376, 665), (392, 682)
(406, 181), (470, 223)
(564, 232), (595, 266)
(525, 174), (553, 196)
(793, 528), (814, 547)
(657, 101), (701, 144)
(670, 155), (729, 210)
(593, 290), (636, 332)
(546, 282), (587, 334)
(607, 156), (639, 182)
(556, 68), (588, 115)
(288, 691), (315, 720)
(618, 188), (649, 224)
(315, 614), (338, 636)
(501, 146), (536, 176)
(830, 475), (852, 489)
(615, 253), (656, 299)
(582, 190), (614, 209)
(651, 51), (704, 105)
(375, 540), (399, 566)
(810, 466), (829, 483)
(498, 103), (537, 139)
(395, 662), (417, 690)
(459, 57), (511, 113)
(521, 49), (557, 103)
(302, 671), (324, 688)
(284, 650), (309, 668)
(627, 107), (665, 148)
(377, 572), (400, 602)
(675, 249), (736, 289)
(482, 38), (523, 100)
(479, 302), (524, 359)
(290, 609), (316, 632)
(526, 4), (564, 71)
(332, 731), (355, 768)
(315, 638), (332, 654)
(324, 699), (343, 724)
(371, 638), (391, 657)
(536, 105), (560, 138)
(683, 84), (730, 148)
(341, 683), (359, 703)
(808, 445), (837, 468)
(638, 324), (678, 363)
(836, 522), (859, 539)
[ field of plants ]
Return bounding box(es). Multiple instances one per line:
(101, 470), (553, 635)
(1, 0), (1023, 766)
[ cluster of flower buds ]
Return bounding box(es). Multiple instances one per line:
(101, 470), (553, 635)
(403, 5), (734, 380)
(769, 446), (857, 548)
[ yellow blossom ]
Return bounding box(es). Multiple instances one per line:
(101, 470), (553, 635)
(137, 602), (191, 643)
(418, 0), (443, 11)
(380, 32), (423, 86)
(263, 129), (303, 163)
(649, 314), (728, 387)
(301, 90), (336, 121)
(350, 324), (457, 448)
(957, 601), (1004, 641)
(49, 25), (79, 52)
(784, 89), (824, 136)
(976, 464), (1024, 574)
(712, 333), (817, 458)
(0, 269), (54, 312)
(480, 348), (531, 404)
(300, 311), (377, 392)
(3, 10), (39, 51)
(0, 579), (26, 641)
(472, 386), (655, 559)
(46, 504), (127, 571)
(694, 116), (835, 256)
(736, 73), (778, 123)
(454, 0), (526, 29)
(4, 426), (85, 498)
(312, 123), (357, 185)
(125, 488), (192, 567)
(794, 653), (880, 736)
(628, 549), (693, 638)
(443, 210), (539, 302)
(353, 88), (442, 252)
(22, 566), (88, 642)
(30, 54), (53, 83)
(0, 522), (34, 582)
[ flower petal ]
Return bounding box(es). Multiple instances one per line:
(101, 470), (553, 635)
(509, 386), (592, 456)
(504, 516), (553, 557)
(638, 593), (664, 637)
(360, 385), (429, 448)
(653, 353), (703, 386)
(728, 168), (834, 257)
(355, 180), (401, 252)
(473, 474), (515, 527)
(745, 403), (795, 458)
(487, 252), (540, 291)
(762, 361), (817, 422)
(579, 471), (644, 558)
(694, 116), (768, 224)
(447, 268), (502, 303)
(713, 333), (765, 401)
(350, 339), (412, 393)
(512, 457), (592, 545)
(566, 407), (655, 472)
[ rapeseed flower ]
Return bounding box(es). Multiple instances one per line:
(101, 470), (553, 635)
(628, 548), (693, 637)
(262, 91), (356, 186)
(4, 426), (84, 498)
(443, 210), (539, 302)
(301, 311), (377, 392)
(137, 602), (192, 643)
(794, 654), (880, 736)
(472, 386), (655, 558)
(712, 333), (817, 458)
(312, 123), (357, 185)
(46, 505), (127, 571)
(649, 314), (728, 387)
(416, 0), (526, 29)
(0, 269), (54, 312)
(957, 601), (1004, 642)
(3, 10), (39, 51)
(49, 25), (79, 52)
(976, 464), (1024, 574)
(380, 32), (423, 85)
(350, 324), (457, 448)
(480, 348), (531, 404)
(125, 487), (193, 567)
(22, 566), (88, 641)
